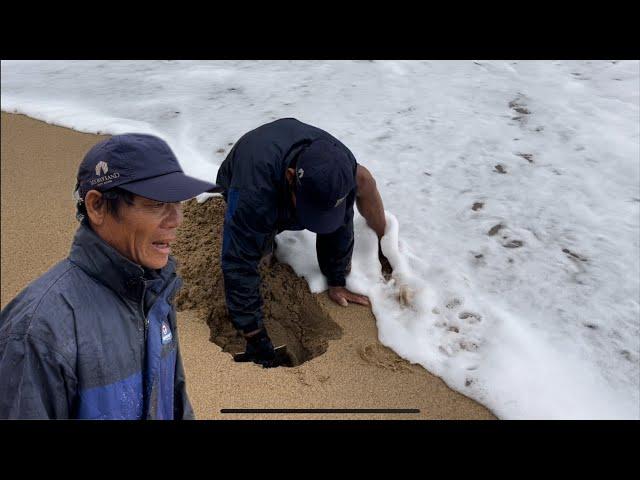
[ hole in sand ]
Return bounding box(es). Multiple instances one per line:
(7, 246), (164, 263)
(172, 197), (343, 367)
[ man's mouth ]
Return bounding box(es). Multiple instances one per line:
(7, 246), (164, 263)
(152, 240), (174, 254)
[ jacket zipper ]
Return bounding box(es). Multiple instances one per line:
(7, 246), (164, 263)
(139, 281), (148, 342)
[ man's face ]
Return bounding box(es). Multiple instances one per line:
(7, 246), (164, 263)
(102, 195), (183, 269)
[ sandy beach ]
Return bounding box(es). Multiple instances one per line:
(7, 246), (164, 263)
(1, 112), (496, 420)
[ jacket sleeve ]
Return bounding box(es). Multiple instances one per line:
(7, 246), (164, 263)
(0, 333), (77, 419)
(173, 342), (195, 420)
(316, 195), (355, 288)
(221, 188), (275, 334)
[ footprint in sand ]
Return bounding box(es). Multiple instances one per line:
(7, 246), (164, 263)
(292, 368), (311, 387)
(509, 102), (530, 115)
(358, 344), (414, 373)
(488, 223), (505, 236)
(516, 153), (534, 164)
(458, 311), (482, 323)
(508, 95), (532, 125)
(486, 223), (524, 249)
(446, 298), (462, 309)
(437, 299), (485, 358)
(503, 240), (524, 249)
(562, 248), (588, 262)
(471, 252), (487, 267)
(459, 340), (479, 352)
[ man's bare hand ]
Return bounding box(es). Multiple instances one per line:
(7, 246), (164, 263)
(328, 286), (370, 307)
(378, 242), (393, 281)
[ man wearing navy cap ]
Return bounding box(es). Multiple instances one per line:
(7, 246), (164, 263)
(216, 118), (389, 368)
(0, 133), (219, 419)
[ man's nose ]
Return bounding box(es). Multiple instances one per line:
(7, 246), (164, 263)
(162, 203), (183, 228)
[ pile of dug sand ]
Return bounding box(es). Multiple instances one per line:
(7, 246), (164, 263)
(172, 197), (342, 366)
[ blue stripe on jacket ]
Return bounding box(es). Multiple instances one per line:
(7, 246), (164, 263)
(77, 286), (177, 420)
(77, 371), (144, 419)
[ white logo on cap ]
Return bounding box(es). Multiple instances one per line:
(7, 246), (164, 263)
(297, 168), (304, 179)
(90, 160), (120, 186)
(334, 195), (347, 208)
(95, 161), (109, 176)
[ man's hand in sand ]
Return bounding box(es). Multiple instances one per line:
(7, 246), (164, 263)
(329, 286), (370, 307)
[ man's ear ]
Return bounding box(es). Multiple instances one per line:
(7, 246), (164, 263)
(84, 190), (106, 226)
(285, 168), (296, 185)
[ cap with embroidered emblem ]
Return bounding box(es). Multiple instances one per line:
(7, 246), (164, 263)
(76, 133), (221, 203)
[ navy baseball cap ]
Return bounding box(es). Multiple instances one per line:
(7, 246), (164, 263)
(76, 133), (221, 203)
(295, 139), (356, 234)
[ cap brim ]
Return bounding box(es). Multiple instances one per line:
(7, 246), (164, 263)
(296, 196), (347, 234)
(118, 171), (223, 202)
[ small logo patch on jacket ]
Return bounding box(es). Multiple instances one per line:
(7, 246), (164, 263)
(161, 322), (173, 345)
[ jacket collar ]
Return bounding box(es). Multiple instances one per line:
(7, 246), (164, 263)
(68, 221), (177, 302)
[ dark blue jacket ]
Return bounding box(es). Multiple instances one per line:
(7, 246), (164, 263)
(0, 221), (194, 419)
(216, 118), (357, 334)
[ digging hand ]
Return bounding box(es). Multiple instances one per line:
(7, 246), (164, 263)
(234, 328), (285, 368)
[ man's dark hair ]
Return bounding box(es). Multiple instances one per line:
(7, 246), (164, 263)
(75, 186), (136, 222)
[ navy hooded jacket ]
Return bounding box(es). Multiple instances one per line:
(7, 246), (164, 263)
(0, 221), (194, 419)
(215, 118), (357, 334)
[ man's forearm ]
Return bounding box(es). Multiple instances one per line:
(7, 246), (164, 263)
(356, 187), (386, 239)
(355, 165), (386, 239)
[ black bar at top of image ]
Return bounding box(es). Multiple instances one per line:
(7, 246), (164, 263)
(220, 409), (420, 414)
